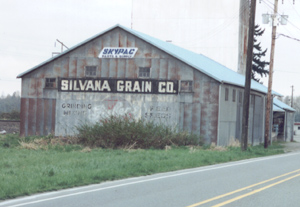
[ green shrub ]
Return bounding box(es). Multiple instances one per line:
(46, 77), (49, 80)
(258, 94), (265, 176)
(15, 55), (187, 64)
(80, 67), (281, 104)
(76, 115), (202, 149)
(0, 110), (20, 120)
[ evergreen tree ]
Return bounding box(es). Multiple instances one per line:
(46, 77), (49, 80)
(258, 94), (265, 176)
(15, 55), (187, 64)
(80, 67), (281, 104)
(252, 25), (269, 82)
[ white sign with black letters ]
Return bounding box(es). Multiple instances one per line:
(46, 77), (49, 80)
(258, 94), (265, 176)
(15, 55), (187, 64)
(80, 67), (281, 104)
(99, 47), (138, 58)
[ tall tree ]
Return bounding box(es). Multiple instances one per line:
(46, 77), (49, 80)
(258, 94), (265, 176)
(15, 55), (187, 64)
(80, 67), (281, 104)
(252, 24), (269, 82)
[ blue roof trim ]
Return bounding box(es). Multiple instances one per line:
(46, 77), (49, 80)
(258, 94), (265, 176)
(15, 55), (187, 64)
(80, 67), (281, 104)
(273, 104), (285, 112)
(273, 98), (296, 112)
(17, 24), (281, 96)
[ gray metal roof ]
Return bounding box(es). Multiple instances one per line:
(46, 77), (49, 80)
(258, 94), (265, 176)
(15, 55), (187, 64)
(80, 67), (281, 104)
(17, 24), (280, 96)
(273, 104), (285, 112)
(273, 98), (296, 112)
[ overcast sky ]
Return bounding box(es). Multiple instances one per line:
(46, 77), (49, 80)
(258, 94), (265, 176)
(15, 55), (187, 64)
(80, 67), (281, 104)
(0, 0), (300, 98)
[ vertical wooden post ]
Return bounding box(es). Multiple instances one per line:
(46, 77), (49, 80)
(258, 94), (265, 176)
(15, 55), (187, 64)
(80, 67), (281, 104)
(265, 0), (278, 148)
(241, 0), (257, 151)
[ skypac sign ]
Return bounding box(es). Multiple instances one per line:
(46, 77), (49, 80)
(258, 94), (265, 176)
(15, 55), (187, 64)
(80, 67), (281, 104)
(58, 78), (178, 95)
(99, 47), (138, 58)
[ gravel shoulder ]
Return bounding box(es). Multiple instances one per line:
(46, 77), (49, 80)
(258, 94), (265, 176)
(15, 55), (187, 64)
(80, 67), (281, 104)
(281, 135), (300, 153)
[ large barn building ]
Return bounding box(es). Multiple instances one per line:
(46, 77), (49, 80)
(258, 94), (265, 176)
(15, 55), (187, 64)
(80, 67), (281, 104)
(17, 25), (280, 145)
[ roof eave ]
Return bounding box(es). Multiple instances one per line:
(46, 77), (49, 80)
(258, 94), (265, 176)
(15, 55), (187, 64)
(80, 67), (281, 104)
(17, 24), (123, 78)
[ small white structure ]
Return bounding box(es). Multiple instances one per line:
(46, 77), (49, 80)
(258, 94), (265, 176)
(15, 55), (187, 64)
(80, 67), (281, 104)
(294, 123), (300, 136)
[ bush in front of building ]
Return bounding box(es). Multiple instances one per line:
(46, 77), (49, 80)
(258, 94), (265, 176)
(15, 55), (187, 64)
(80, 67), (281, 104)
(0, 111), (20, 120)
(76, 115), (203, 149)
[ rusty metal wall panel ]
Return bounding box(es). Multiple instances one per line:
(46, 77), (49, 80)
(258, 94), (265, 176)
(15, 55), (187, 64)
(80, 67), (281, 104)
(43, 99), (56, 135)
(101, 59), (109, 77)
(28, 78), (37, 97)
(217, 85), (237, 144)
(21, 78), (31, 97)
(119, 31), (127, 47)
(77, 58), (86, 77)
(111, 30), (119, 47)
(126, 59), (136, 78)
(127, 32), (135, 48)
(286, 112), (294, 141)
(183, 103), (192, 133)
(36, 98), (44, 136)
(248, 100), (254, 143)
(27, 98), (37, 136)
(159, 59), (168, 79)
(109, 59), (117, 78)
(210, 103), (219, 143)
(192, 103), (201, 135)
(69, 57), (77, 77)
(20, 27), (225, 144)
(117, 59), (126, 78)
(151, 59), (160, 79)
(35, 78), (43, 98)
(235, 90), (243, 141)
(62, 58), (69, 77)
(168, 60), (178, 80)
(51, 99), (56, 134)
(20, 98), (28, 137)
(252, 95), (264, 145)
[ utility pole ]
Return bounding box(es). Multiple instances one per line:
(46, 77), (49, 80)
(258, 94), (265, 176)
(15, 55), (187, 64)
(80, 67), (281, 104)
(238, 0), (250, 76)
(291, 85), (294, 107)
(264, 0), (279, 149)
(241, 0), (257, 151)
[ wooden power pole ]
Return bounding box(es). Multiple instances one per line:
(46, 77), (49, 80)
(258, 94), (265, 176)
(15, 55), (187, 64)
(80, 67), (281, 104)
(264, 0), (279, 149)
(241, 0), (257, 151)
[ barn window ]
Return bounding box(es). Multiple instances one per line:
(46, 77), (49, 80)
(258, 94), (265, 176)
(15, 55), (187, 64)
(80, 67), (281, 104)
(138, 67), (150, 78)
(180, 81), (193, 92)
(45, 78), (56, 88)
(85, 66), (97, 77)
(225, 88), (229, 101)
(232, 89), (236, 102)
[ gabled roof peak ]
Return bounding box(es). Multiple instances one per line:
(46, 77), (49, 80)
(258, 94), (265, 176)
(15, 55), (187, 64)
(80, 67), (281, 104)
(17, 24), (280, 96)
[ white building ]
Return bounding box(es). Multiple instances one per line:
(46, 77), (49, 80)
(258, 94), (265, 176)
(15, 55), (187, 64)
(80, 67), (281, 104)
(132, 0), (246, 73)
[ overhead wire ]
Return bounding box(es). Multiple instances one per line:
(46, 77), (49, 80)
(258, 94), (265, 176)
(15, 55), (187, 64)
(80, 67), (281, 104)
(260, 0), (300, 40)
(277, 33), (300, 41)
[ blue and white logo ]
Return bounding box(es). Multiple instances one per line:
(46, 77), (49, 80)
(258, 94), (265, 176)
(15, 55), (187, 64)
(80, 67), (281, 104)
(99, 47), (138, 58)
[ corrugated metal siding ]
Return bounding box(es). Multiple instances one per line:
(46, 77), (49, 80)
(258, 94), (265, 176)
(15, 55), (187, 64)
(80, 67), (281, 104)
(20, 97), (56, 137)
(20, 27), (220, 144)
(286, 112), (294, 140)
(252, 95), (264, 145)
(219, 85), (266, 146)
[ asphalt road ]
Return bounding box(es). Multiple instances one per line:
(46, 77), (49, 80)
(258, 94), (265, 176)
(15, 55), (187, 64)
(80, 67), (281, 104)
(1, 150), (300, 207)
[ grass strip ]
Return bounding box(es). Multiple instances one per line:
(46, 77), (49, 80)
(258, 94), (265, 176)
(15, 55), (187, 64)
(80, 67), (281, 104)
(0, 136), (284, 200)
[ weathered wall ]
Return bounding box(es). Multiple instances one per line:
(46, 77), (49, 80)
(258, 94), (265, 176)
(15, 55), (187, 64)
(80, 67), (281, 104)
(218, 84), (265, 146)
(285, 111), (295, 141)
(20, 27), (219, 143)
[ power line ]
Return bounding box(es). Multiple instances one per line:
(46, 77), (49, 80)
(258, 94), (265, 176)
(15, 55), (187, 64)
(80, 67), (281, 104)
(277, 33), (300, 41)
(275, 70), (300, 73)
(261, 0), (300, 33)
